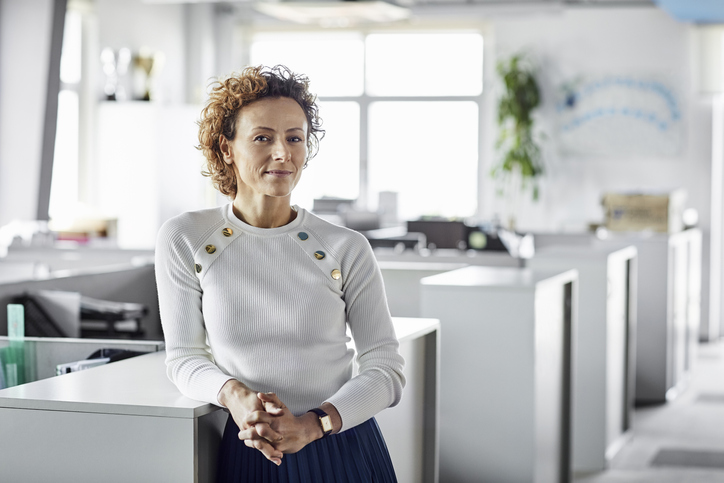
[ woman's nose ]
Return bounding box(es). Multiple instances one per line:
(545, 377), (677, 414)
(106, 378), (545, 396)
(272, 139), (291, 161)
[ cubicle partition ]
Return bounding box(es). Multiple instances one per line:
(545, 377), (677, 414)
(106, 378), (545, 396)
(0, 263), (161, 340)
(2, 246), (154, 272)
(421, 266), (577, 483)
(379, 261), (468, 317)
(535, 230), (702, 404)
(529, 245), (637, 473)
(375, 248), (521, 318)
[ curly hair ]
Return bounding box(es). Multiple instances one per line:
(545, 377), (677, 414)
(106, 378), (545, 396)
(197, 65), (324, 198)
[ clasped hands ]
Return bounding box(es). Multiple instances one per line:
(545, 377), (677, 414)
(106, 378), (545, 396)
(219, 380), (328, 466)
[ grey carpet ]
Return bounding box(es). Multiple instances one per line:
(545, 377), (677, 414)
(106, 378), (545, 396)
(651, 448), (724, 470)
(696, 393), (724, 404)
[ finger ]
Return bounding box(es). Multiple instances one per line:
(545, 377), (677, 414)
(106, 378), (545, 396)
(255, 422), (283, 442)
(244, 410), (276, 427)
(237, 427), (257, 441)
(257, 392), (286, 413)
(238, 422), (282, 444)
(244, 434), (283, 466)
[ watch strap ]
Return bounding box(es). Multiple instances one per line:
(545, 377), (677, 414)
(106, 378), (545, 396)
(308, 408), (333, 437)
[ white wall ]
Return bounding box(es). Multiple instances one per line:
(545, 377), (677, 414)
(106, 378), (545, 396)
(480, 7), (717, 337)
(0, 0), (54, 228)
(90, 0), (217, 248)
(482, 7), (710, 233)
(95, 0), (185, 104)
(94, 102), (210, 249)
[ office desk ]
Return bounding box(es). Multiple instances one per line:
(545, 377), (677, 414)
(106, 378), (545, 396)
(0, 349), (223, 483)
(0, 318), (439, 483)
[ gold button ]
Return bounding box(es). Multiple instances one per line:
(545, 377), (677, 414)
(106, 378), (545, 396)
(205, 245), (216, 254)
(298, 232), (309, 241)
(222, 228), (233, 237)
(195, 264), (202, 273)
(314, 251), (325, 260)
(331, 269), (341, 280)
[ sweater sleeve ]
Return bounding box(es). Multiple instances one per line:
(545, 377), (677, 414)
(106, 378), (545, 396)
(155, 218), (234, 406)
(324, 235), (406, 431)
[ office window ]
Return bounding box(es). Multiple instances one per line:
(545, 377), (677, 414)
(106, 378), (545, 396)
(368, 101), (478, 220)
(293, 101), (360, 209)
(49, 8), (83, 222)
(251, 30), (483, 220)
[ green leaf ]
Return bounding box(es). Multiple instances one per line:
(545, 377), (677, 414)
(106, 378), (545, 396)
(493, 51), (545, 202)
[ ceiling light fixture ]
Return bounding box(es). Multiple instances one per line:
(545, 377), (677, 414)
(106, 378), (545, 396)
(254, 1), (411, 27)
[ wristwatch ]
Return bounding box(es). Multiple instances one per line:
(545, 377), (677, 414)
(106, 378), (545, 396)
(308, 408), (333, 438)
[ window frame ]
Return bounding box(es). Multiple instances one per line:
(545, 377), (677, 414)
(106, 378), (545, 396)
(247, 24), (486, 219)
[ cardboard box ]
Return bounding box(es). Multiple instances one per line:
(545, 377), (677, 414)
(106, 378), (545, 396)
(602, 189), (687, 233)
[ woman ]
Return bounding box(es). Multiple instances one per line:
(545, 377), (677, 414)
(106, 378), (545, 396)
(155, 65), (405, 482)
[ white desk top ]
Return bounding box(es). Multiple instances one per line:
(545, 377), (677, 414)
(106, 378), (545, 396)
(0, 318), (439, 419)
(374, 248), (519, 267)
(421, 265), (577, 289)
(534, 244), (637, 261)
(377, 260), (469, 271)
(391, 317), (439, 343)
(0, 351), (207, 418)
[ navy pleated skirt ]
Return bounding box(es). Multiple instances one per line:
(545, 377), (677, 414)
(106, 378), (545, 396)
(216, 414), (398, 483)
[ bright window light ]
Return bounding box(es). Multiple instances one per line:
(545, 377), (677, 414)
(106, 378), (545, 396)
(60, 10), (82, 84)
(368, 101), (479, 220)
(50, 7), (83, 224)
(49, 90), (80, 220)
(365, 33), (483, 97)
(291, 101), (360, 210)
(251, 33), (364, 97)
(249, 29), (483, 221)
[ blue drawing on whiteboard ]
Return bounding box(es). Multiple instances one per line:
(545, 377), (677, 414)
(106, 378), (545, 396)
(555, 76), (683, 157)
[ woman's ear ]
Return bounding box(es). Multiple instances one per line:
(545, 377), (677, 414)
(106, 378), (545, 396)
(219, 135), (233, 164)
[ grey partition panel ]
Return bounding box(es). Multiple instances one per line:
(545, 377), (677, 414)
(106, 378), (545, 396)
(0, 407), (197, 483)
(0, 264), (161, 339)
(373, 319), (440, 483)
(0, 336), (164, 381)
(421, 267), (576, 483)
(529, 245), (637, 472)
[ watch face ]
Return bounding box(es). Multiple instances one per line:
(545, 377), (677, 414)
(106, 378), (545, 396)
(321, 415), (333, 433)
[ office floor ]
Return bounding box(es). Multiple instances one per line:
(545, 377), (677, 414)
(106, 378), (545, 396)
(575, 339), (724, 483)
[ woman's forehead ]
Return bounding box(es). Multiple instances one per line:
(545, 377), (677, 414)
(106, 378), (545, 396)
(237, 97), (308, 130)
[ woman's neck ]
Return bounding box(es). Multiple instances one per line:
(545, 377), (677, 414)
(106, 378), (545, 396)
(231, 195), (297, 229)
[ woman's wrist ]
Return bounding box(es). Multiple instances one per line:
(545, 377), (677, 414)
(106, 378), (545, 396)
(301, 411), (325, 444)
(304, 403), (342, 443)
(218, 379), (253, 408)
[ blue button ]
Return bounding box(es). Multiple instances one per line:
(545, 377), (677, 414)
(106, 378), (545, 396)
(298, 232), (309, 241)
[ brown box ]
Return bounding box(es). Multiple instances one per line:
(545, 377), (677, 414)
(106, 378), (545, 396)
(602, 189), (687, 233)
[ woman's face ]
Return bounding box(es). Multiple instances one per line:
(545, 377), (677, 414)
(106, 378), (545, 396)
(220, 96), (308, 202)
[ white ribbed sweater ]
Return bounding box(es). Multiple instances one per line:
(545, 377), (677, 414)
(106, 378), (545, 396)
(154, 204), (405, 431)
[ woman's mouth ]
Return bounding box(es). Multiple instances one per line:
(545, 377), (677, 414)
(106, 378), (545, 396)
(266, 170), (292, 177)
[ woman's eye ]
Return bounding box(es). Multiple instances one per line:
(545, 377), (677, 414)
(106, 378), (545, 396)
(289, 136), (303, 143)
(254, 135), (269, 142)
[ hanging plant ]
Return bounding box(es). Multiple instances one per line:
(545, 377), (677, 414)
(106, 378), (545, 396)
(492, 53), (544, 202)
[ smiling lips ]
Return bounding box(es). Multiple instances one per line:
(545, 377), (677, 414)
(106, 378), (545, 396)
(265, 170), (293, 177)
